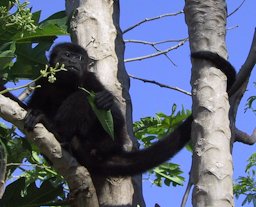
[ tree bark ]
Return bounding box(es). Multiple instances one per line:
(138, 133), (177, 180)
(65, 0), (145, 206)
(184, 0), (234, 206)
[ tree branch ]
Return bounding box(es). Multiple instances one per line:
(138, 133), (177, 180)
(0, 95), (99, 207)
(227, 0), (246, 17)
(125, 38), (188, 66)
(125, 39), (187, 63)
(123, 11), (184, 34)
(234, 127), (256, 145)
(229, 28), (256, 96)
(124, 38), (188, 46)
(129, 74), (191, 96)
(18, 86), (34, 101)
(229, 29), (256, 148)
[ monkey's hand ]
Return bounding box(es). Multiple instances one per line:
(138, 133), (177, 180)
(95, 90), (114, 110)
(24, 109), (47, 131)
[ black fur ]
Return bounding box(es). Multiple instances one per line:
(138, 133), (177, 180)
(24, 43), (237, 176)
(191, 51), (236, 92)
(24, 43), (128, 171)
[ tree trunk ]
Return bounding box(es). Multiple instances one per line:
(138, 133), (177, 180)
(184, 0), (234, 206)
(65, 0), (145, 206)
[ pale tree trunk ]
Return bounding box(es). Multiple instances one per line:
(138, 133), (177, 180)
(184, 0), (234, 206)
(65, 0), (145, 206)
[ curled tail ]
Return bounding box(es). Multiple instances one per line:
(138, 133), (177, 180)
(191, 51), (236, 92)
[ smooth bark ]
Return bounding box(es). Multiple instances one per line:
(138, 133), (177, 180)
(184, 0), (234, 206)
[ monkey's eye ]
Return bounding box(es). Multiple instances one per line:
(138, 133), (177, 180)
(65, 51), (70, 57)
(78, 55), (84, 61)
(73, 54), (84, 61)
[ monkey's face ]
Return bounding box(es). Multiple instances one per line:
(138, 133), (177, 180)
(55, 50), (86, 77)
(49, 43), (92, 87)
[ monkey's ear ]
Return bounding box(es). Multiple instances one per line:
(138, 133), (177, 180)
(87, 59), (96, 72)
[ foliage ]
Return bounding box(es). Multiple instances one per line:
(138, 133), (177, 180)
(234, 153), (256, 207)
(0, 1), (69, 206)
(245, 82), (256, 114)
(0, 177), (65, 207)
(0, 0), (37, 36)
(0, 123), (67, 206)
(134, 104), (191, 187)
(0, 0), (68, 82)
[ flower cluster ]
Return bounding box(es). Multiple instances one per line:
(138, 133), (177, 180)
(0, 0), (37, 37)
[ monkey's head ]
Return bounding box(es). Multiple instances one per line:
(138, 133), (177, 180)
(49, 43), (93, 86)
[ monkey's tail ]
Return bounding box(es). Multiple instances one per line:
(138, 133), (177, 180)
(191, 51), (236, 91)
(90, 116), (192, 176)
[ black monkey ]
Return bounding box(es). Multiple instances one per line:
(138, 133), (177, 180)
(24, 43), (129, 162)
(24, 43), (236, 176)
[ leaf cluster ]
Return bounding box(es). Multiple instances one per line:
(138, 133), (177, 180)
(0, 123), (66, 206)
(0, 0), (37, 37)
(245, 82), (256, 114)
(0, 177), (65, 207)
(134, 104), (191, 187)
(0, 0), (68, 83)
(234, 153), (256, 206)
(0, 1), (70, 205)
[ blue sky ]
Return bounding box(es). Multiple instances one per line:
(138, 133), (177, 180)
(21, 0), (256, 206)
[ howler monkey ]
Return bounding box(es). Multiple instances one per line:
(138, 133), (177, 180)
(23, 43), (236, 176)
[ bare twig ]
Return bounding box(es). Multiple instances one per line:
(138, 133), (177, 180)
(227, 25), (239, 31)
(6, 162), (55, 169)
(129, 74), (191, 96)
(229, 28), (256, 96)
(181, 176), (193, 207)
(123, 11), (184, 34)
(153, 45), (176, 66)
(124, 38), (188, 46)
(125, 39), (187, 63)
(125, 38), (188, 66)
(228, 0), (246, 17)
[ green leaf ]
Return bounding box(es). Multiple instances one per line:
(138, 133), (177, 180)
(10, 42), (51, 79)
(79, 87), (115, 140)
(0, 41), (16, 73)
(154, 168), (183, 186)
(0, 178), (64, 207)
(0, 177), (26, 206)
(152, 163), (184, 187)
